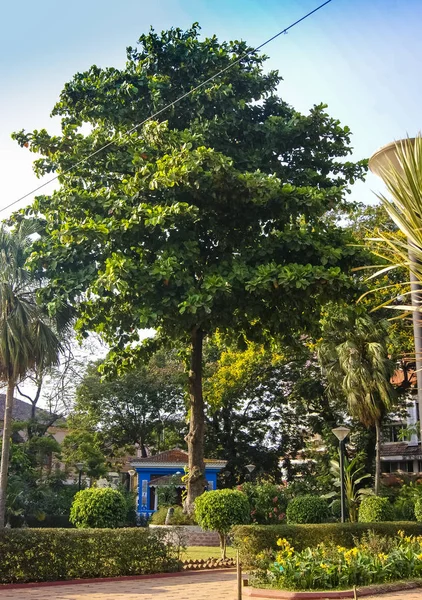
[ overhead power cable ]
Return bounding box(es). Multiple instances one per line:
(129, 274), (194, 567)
(0, 0), (332, 216)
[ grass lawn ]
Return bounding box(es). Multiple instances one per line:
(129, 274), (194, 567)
(182, 546), (236, 561)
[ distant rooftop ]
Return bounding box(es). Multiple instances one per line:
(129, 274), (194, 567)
(381, 442), (422, 458)
(132, 448), (226, 466)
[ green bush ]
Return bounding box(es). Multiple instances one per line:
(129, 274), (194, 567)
(286, 495), (329, 524)
(70, 488), (127, 528)
(150, 505), (195, 525)
(331, 499), (342, 520)
(195, 489), (250, 557)
(415, 498), (422, 522)
(232, 522), (422, 568)
(240, 481), (287, 524)
(0, 528), (180, 583)
(358, 496), (394, 523)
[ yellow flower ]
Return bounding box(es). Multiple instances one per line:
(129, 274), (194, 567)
(378, 553), (387, 562)
(417, 553), (422, 561)
(320, 563), (329, 570)
(398, 530), (405, 538)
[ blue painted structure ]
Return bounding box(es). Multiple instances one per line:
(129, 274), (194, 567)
(131, 449), (226, 517)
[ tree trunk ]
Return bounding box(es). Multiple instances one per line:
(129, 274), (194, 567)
(0, 380), (15, 528)
(184, 327), (206, 515)
(375, 419), (382, 496)
(219, 532), (227, 559)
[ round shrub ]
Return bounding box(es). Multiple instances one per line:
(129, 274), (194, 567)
(286, 495), (329, 524)
(358, 496), (394, 523)
(195, 489), (250, 557)
(70, 487), (127, 528)
(415, 498), (422, 522)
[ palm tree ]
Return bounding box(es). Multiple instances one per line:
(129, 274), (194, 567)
(364, 136), (422, 444)
(0, 223), (64, 528)
(365, 135), (422, 289)
(318, 306), (396, 495)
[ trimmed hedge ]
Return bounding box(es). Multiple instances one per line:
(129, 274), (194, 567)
(232, 522), (422, 567)
(0, 528), (180, 584)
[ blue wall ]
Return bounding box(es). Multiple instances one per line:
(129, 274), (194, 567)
(136, 466), (220, 515)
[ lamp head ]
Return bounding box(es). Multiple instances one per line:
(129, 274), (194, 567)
(128, 469), (136, 477)
(75, 462), (84, 471)
(332, 426), (351, 442)
(369, 138), (416, 181)
(245, 464), (256, 473)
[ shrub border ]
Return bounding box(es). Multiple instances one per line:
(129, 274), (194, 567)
(243, 580), (422, 599)
(0, 568), (236, 590)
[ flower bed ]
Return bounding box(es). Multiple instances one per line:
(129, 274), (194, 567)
(249, 531), (422, 592)
(232, 522), (422, 568)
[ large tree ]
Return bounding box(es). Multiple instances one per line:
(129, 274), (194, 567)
(0, 223), (64, 527)
(13, 25), (365, 511)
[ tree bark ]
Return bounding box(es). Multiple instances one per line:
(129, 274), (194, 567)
(375, 418), (382, 496)
(184, 327), (206, 515)
(219, 532), (227, 559)
(0, 380), (15, 528)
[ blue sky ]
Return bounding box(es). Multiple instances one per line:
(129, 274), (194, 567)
(1, 0), (421, 216)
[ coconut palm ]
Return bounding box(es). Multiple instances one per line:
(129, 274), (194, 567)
(365, 135), (422, 295)
(318, 306), (396, 495)
(0, 223), (64, 528)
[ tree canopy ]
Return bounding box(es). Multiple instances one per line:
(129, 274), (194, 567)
(12, 24), (366, 509)
(72, 352), (186, 458)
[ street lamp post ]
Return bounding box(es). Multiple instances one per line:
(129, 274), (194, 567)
(75, 462), (84, 492)
(332, 426), (350, 523)
(369, 139), (422, 444)
(245, 464), (256, 482)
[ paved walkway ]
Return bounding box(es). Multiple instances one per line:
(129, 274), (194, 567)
(1, 573), (421, 600)
(0, 572), (237, 600)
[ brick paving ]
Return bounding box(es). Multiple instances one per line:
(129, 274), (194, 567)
(1, 573), (421, 600)
(0, 572), (237, 600)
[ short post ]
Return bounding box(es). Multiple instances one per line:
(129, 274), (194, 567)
(237, 549), (242, 600)
(165, 507), (174, 525)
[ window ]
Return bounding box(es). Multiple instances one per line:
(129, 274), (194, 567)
(382, 461), (414, 473)
(141, 479), (148, 507)
(383, 425), (408, 442)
